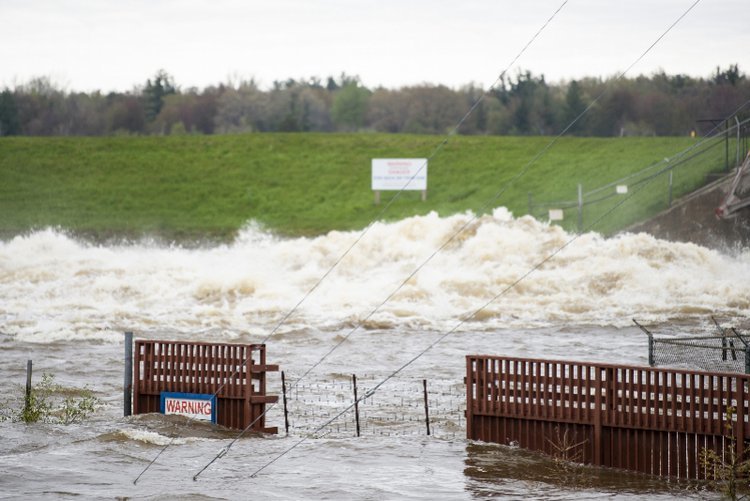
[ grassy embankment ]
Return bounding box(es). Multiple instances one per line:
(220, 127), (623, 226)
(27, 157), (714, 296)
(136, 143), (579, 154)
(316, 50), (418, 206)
(0, 133), (717, 242)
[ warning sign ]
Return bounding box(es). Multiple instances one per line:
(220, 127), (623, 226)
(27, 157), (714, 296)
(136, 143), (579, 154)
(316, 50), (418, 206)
(160, 392), (216, 423)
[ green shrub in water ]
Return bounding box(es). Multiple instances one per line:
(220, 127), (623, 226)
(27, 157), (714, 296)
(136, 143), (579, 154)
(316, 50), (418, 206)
(1, 373), (100, 424)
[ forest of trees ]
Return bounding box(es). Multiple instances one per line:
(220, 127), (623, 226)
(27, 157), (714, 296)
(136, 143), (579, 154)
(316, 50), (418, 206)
(0, 65), (747, 137)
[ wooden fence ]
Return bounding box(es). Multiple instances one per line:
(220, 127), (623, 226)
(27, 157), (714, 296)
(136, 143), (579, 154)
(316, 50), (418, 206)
(466, 355), (750, 479)
(133, 340), (278, 433)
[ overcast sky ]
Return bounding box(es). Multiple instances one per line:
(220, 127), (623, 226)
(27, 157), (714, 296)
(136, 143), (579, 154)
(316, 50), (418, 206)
(1, 0), (748, 93)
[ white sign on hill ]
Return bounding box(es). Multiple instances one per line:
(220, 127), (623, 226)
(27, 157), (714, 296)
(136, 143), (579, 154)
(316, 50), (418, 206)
(371, 158), (428, 204)
(372, 159), (427, 191)
(548, 209), (564, 221)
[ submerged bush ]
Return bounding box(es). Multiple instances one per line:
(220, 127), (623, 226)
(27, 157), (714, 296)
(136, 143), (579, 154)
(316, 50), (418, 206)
(0, 373), (100, 424)
(699, 406), (750, 500)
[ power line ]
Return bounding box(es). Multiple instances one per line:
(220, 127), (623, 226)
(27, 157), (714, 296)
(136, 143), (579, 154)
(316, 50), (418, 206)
(148, 0), (708, 483)
(585, 113), (750, 199)
(580, 118), (750, 209)
(234, 0), (709, 480)
(187, 1), (572, 483)
(524, 113), (750, 221)
(134, 0), (570, 485)
(248, 93), (747, 483)
(254, 0), (571, 348)
(244, 125), (681, 479)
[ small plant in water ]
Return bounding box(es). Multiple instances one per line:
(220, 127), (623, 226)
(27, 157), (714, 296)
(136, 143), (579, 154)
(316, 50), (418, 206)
(699, 406), (750, 500)
(0, 373), (100, 424)
(546, 425), (592, 489)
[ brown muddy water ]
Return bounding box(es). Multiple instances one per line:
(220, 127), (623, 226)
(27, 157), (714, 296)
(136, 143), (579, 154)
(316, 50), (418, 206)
(2, 212), (749, 499)
(1, 326), (716, 500)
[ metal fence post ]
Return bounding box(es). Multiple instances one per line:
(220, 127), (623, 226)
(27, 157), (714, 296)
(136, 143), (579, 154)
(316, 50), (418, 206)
(124, 331), (133, 417)
(633, 319), (654, 367)
(736, 116), (741, 167)
(648, 335), (654, 367)
(281, 371), (290, 436)
(577, 184), (583, 233)
(423, 379), (431, 436)
(527, 192), (533, 216)
(353, 374), (361, 437)
(24, 360), (33, 416)
(726, 119), (730, 172)
(668, 170), (673, 208)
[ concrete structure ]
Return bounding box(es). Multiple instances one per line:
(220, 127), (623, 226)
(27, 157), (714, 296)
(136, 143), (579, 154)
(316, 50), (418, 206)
(627, 167), (750, 253)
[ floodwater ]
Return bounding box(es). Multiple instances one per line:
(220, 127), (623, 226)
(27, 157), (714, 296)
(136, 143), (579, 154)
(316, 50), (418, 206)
(2, 209), (749, 499)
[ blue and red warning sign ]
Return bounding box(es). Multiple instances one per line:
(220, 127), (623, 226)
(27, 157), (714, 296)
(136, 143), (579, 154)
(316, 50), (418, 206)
(160, 392), (217, 423)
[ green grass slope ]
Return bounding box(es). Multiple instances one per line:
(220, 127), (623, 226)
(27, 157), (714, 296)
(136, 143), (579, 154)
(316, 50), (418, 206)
(0, 133), (716, 242)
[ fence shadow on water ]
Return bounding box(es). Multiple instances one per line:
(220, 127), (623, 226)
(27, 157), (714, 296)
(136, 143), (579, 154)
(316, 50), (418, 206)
(463, 442), (689, 497)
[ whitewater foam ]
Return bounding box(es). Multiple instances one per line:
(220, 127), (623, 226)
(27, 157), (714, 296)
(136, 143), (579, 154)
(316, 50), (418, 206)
(1, 210), (748, 342)
(113, 429), (193, 446)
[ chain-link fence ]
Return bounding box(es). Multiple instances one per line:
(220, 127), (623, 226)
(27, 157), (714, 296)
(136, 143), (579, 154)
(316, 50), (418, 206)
(636, 319), (750, 374)
(528, 116), (750, 235)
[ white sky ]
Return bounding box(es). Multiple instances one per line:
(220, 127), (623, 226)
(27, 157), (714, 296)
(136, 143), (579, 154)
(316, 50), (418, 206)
(1, 0), (748, 93)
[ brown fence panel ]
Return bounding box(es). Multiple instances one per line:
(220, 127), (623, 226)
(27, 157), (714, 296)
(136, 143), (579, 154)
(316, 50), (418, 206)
(466, 355), (750, 480)
(133, 339), (278, 433)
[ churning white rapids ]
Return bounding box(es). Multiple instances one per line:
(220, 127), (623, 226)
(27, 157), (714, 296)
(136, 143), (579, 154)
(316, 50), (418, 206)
(2, 208), (749, 341)
(1, 208), (749, 499)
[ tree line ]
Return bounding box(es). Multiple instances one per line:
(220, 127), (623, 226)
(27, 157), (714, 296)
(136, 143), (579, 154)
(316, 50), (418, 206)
(0, 65), (747, 137)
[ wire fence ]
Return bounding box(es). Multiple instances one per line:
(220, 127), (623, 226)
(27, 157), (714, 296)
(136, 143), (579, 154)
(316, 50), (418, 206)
(277, 374), (465, 439)
(637, 319), (750, 374)
(528, 117), (750, 235)
(650, 334), (750, 374)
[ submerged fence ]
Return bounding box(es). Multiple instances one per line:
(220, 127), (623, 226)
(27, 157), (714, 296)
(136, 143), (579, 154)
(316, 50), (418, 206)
(132, 339), (278, 433)
(466, 355), (750, 480)
(281, 375), (465, 438)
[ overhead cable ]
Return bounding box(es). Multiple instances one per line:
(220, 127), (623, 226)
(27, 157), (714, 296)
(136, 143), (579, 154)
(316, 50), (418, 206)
(186, 0), (571, 483)
(234, 0), (712, 481)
